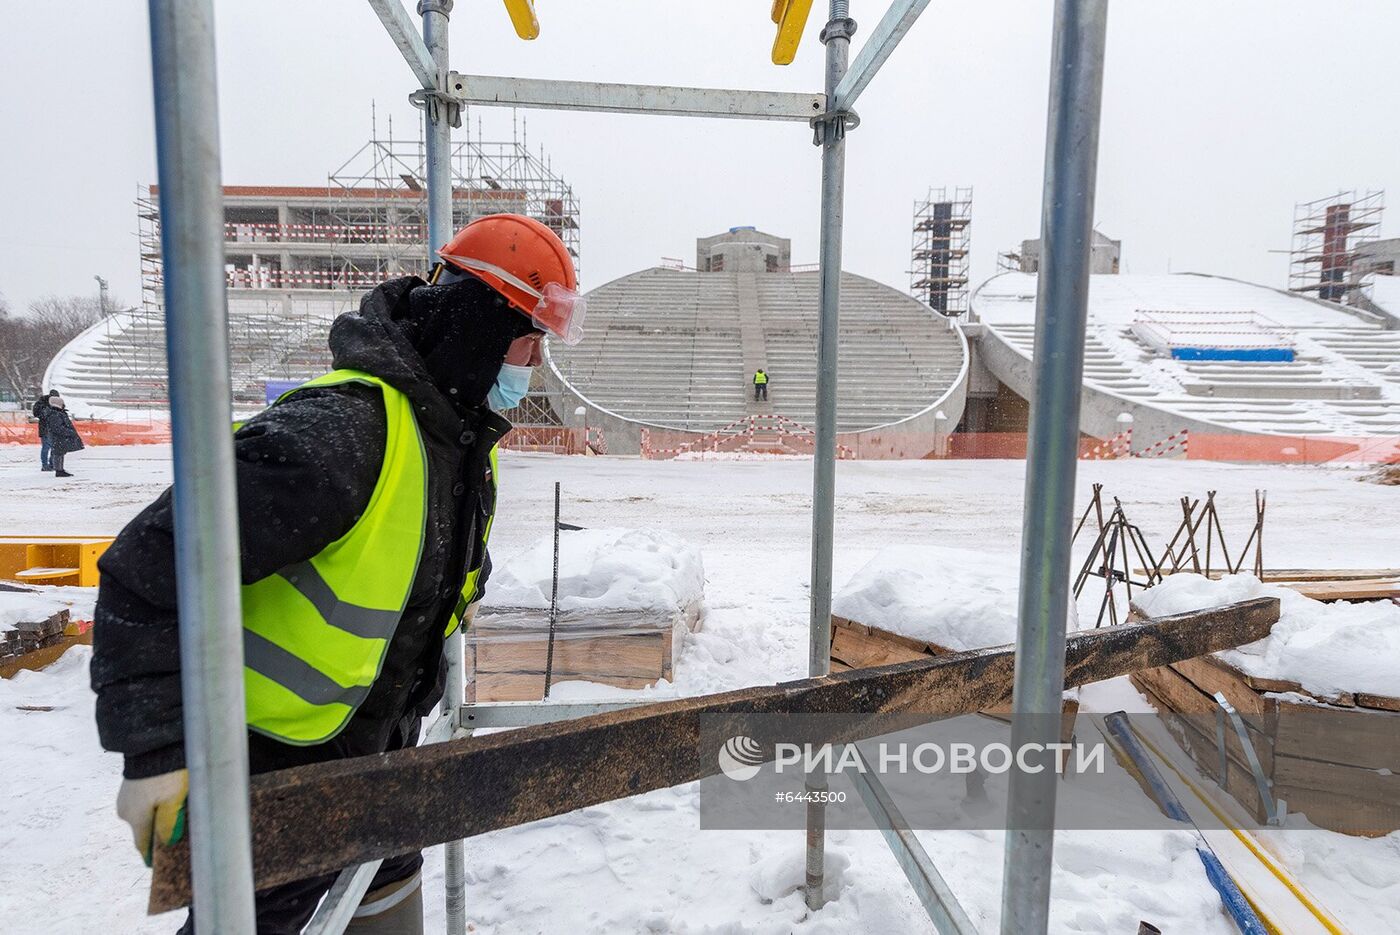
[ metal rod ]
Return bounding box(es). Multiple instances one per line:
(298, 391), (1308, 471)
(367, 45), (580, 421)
(146, 0), (256, 929)
(446, 73), (824, 122)
(543, 481), (561, 698)
(366, 0), (436, 89)
(805, 1), (853, 913)
(848, 747), (980, 934)
(302, 859), (385, 935)
(1000, 1), (1108, 932)
(831, 0), (933, 112)
(422, 0), (453, 265)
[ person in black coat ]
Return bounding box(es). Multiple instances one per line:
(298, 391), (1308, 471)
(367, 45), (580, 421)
(91, 273), (540, 933)
(32, 389), (58, 470)
(41, 394), (83, 477)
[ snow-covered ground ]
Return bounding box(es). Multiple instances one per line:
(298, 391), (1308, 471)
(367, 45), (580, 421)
(2, 444), (1397, 933)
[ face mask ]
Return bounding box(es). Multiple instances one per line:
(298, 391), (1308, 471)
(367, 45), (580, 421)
(486, 362), (533, 411)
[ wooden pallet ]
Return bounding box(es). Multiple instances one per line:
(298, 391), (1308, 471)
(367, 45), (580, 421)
(1130, 652), (1400, 835)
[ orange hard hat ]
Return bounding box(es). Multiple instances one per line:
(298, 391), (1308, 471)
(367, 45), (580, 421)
(439, 214), (584, 344)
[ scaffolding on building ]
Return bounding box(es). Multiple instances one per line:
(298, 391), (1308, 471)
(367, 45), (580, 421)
(1287, 190), (1384, 305)
(125, 126), (581, 418)
(325, 122), (581, 287)
(909, 186), (972, 315)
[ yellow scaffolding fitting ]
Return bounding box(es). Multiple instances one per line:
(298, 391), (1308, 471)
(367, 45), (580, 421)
(502, 0), (539, 40)
(771, 0), (815, 65)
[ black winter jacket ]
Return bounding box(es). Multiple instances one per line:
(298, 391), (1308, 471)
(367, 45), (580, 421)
(32, 395), (50, 438)
(41, 407), (84, 455)
(92, 275), (530, 778)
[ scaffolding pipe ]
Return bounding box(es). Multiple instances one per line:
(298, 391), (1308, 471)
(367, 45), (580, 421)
(147, 0), (256, 930)
(422, 0), (453, 260)
(1000, 2), (1108, 933)
(805, 0), (853, 914)
(419, 3), (468, 933)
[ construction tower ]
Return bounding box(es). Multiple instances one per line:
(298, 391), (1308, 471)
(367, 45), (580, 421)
(909, 187), (972, 315)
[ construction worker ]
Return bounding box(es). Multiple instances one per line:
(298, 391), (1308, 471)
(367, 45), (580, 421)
(753, 367), (769, 401)
(90, 214), (582, 933)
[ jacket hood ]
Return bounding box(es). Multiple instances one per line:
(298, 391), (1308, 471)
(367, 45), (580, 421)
(329, 275), (534, 428)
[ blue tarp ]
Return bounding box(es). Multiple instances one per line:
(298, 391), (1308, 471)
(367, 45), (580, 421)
(1170, 347), (1294, 362)
(264, 380), (301, 404)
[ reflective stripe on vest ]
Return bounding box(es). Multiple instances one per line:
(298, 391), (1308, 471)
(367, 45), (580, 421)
(241, 369), (428, 745)
(446, 443), (499, 637)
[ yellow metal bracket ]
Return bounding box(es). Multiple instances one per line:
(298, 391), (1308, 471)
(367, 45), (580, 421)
(502, 0), (539, 40)
(771, 0), (815, 65)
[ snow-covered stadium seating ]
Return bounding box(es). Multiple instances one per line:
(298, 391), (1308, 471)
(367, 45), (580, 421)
(543, 268), (968, 443)
(972, 271), (1400, 444)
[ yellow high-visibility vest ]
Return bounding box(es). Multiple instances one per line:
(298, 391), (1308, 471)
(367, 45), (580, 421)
(754, 371), (769, 385)
(240, 369), (429, 745)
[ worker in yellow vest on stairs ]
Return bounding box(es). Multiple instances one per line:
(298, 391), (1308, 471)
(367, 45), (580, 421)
(753, 367), (770, 402)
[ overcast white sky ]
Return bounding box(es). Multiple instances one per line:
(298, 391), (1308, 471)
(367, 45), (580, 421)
(1, 1), (1397, 312)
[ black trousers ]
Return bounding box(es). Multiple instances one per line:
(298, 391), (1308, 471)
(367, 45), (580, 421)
(178, 715), (424, 934)
(754, 384), (768, 400)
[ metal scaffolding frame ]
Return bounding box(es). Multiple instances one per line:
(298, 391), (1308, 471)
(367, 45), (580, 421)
(910, 185), (973, 314)
(1287, 189), (1384, 306)
(145, 0), (1108, 932)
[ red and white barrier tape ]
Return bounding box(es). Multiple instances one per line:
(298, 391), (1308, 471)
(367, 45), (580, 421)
(1134, 429), (1190, 459)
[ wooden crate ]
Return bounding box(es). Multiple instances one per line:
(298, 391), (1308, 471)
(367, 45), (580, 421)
(1130, 652), (1400, 835)
(466, 607), (687, 702)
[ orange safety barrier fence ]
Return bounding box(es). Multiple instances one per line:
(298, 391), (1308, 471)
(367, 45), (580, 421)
(1, 419), (172, 446)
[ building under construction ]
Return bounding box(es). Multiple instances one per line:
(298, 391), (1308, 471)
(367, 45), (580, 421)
(54, 130), (580, 418)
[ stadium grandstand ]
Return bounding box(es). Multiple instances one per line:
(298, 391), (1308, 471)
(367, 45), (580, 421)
(969, 271), (1400, 454)
(543, 228), (969, 455)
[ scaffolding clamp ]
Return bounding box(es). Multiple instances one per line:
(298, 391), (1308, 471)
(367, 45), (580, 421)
(811, 17), (859, 145)
(410, 86), (463, 129)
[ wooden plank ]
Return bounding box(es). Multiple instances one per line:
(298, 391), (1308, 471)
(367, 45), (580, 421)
(1356, 693), (1400, 713)
(1274, 756), (1400, 835)
(1281, 579), (1400, 602)
(1169, 655), (1269, 718)
(830, 625), (930, 670)
(1136, 568), (1400, 583)
(149, 597), (1279, 912)
(1271, 783), (1399, 837)
(474, 631), (667, 680)
(1272, 700), (1400, 773)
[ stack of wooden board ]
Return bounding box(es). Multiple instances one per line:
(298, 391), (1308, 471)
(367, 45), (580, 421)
(0, 609), (91, 678)
(466, 607), (694, 702)
(1140, 567), (1400, 603)
(1130, 651), (1400, 835)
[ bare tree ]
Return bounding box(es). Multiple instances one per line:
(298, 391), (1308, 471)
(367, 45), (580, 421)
(0, 293), (105, 403)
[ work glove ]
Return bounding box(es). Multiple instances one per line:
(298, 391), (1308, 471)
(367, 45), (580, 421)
(116, 768), (189, 866)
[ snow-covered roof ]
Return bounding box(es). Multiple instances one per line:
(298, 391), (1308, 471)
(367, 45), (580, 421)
(1369, 273), (1400, 320)
(972, 272), (1400, 438)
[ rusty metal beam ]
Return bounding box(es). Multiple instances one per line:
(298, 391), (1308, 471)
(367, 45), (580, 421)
(150, 598), (1278, 912)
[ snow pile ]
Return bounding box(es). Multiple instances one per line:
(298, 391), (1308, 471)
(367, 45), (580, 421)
(485, 527), (704, 619)
(1133, 573), (1400, 699)
(833, 545), (1080, 651)
(0, 585), (97, 630)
